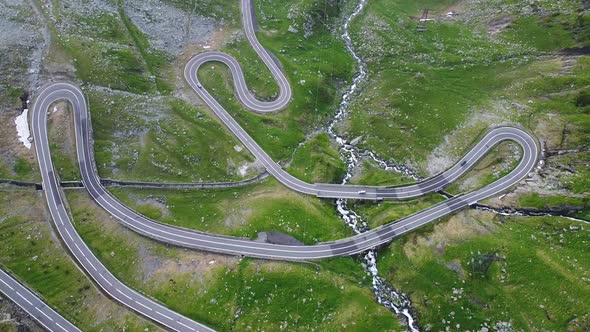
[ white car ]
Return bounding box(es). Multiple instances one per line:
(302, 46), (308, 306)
(358, 190), (366, 194)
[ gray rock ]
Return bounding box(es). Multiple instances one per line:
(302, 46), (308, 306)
(256, 231), (303, 246)
(123, 0), (216, 56)
(350, 136), (362, 146)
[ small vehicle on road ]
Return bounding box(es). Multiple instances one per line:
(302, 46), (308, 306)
(460, 160), (467, 167)
(358, 190), (366, 194)
(197, 83), (202, 89)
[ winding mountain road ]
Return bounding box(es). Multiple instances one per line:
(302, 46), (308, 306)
(0, 270), (81, 331)
(21, 0), (539, 330)
(183, 0), (539, 201)
(33, 82), (539, 261)
(32, 85), (215, 332)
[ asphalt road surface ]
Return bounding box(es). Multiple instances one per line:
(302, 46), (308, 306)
(184, 0), (540, 202)
(25, 0), (539, 330)
(28, 83), (538, 328)
(0, 269), (81, 331)
(33, 0), (539, 260)
(32, 84), (215, 332)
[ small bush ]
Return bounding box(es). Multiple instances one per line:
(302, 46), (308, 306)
(13, 158), (32, 177)
(575, 90), (590, 107)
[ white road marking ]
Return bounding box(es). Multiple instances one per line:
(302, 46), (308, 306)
(26, 1), (540, 332)
(156, 310), (174, 320)
(116, 288), (132, 300)
(0, 279), (14, 291)
(36, 307), (54, 321)
(99, 274), (113, 286)
(84, 257), (97, 271)
(56, 322), (68, 332)
(16, 292), (33, 306)
(178, 320), (197, 331)
(135, 300), (153, 311)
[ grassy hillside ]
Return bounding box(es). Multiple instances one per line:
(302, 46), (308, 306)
(377, 211), (590, 331)
(67, 188), (399, 331)
(0, 190), (158, 331)
(1, 0), (588, 330)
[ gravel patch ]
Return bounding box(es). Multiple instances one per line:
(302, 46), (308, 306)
(0, 296), (44, 332)
(0, 0), (44, 93)
(0, 0), (44, 179)
(0, 3), (39, 46)
(425, 101), (516, 176)
(123, 0), (216, 56)
(224, 205), (254, 228)
(127, 192), (171, 218)
(53, 0), (118, 33)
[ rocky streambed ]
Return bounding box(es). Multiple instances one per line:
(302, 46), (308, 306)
(328, 0), (420, 330)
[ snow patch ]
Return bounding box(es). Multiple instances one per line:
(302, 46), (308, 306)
(15, 109), (31, 149)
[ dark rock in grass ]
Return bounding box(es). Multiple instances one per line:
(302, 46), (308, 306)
(255, 231), (304, 246)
